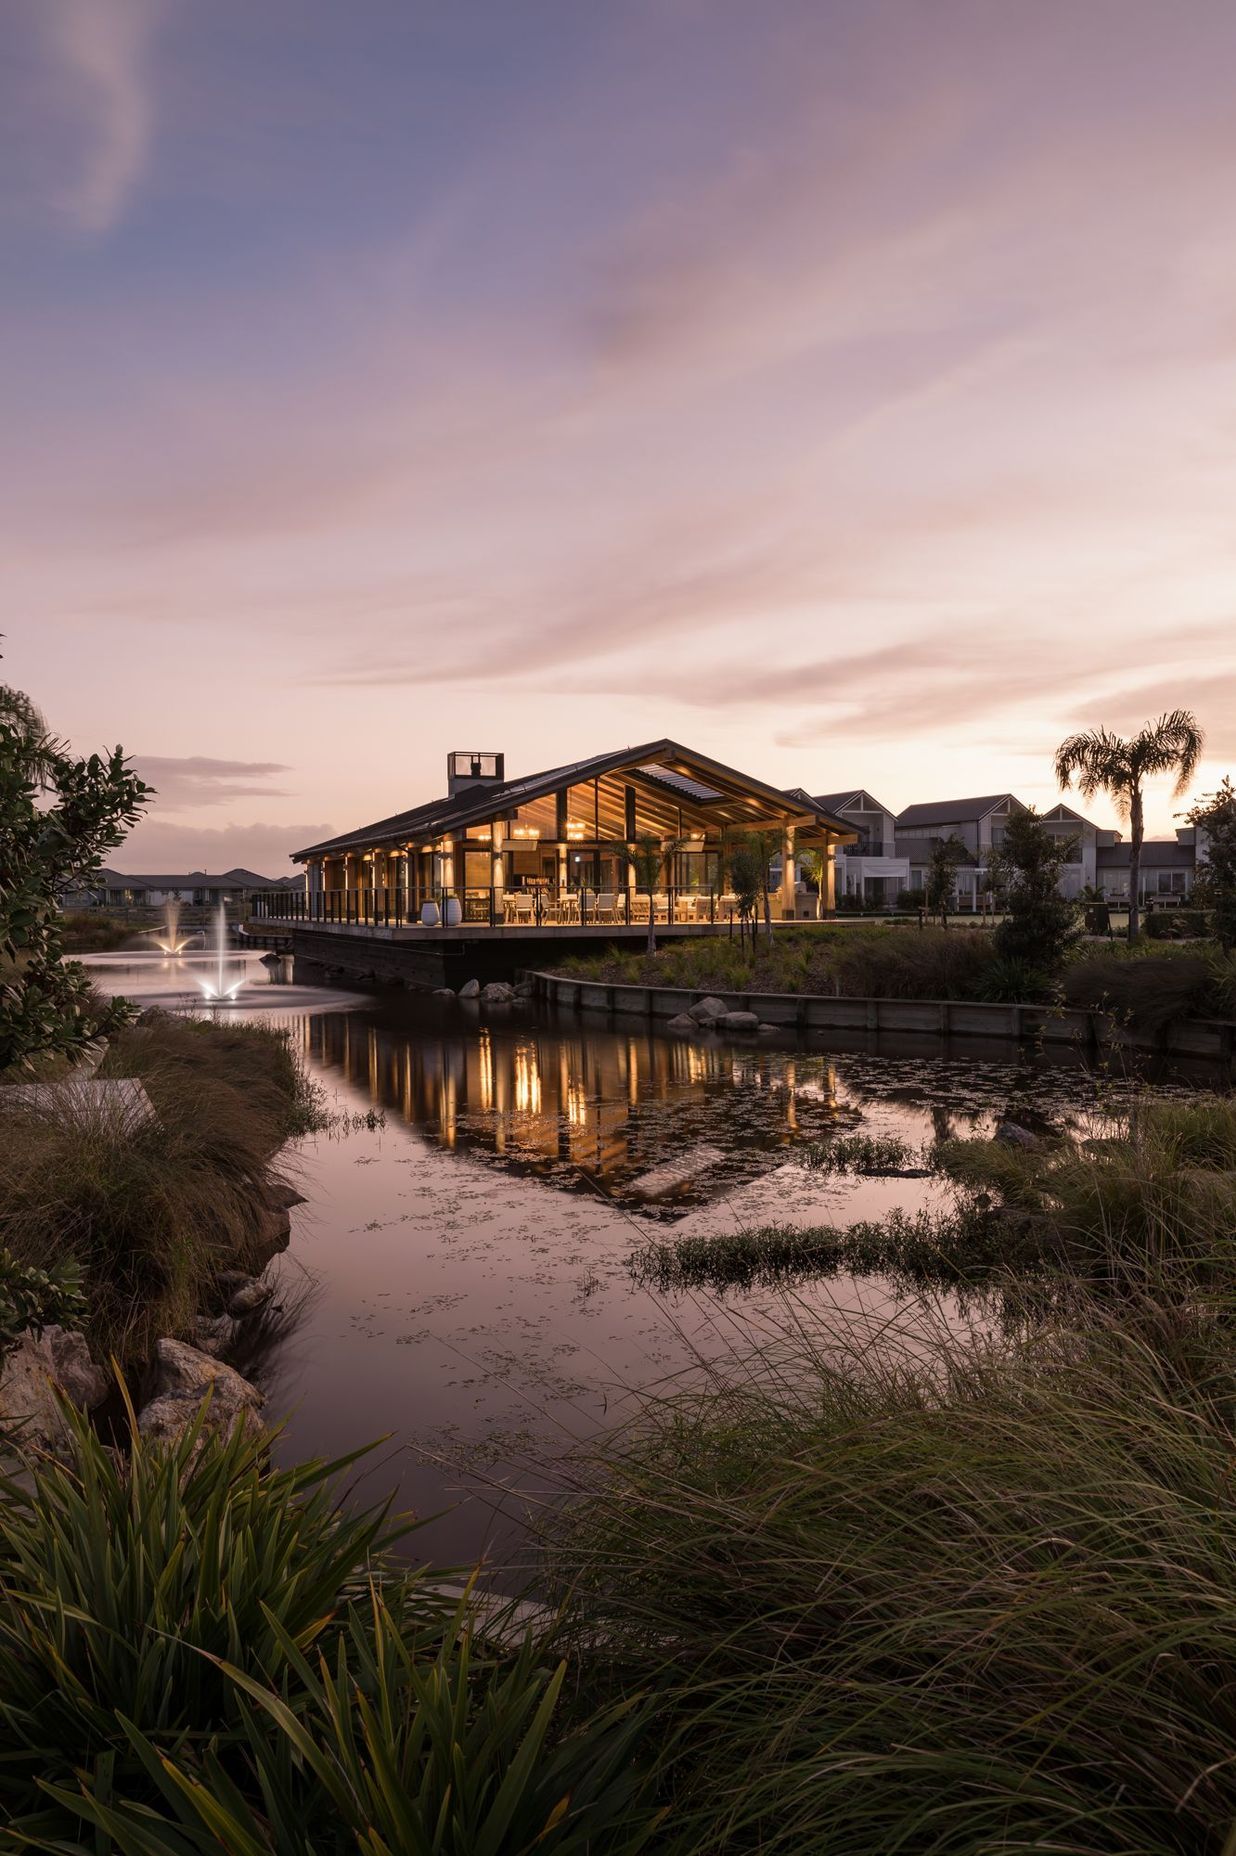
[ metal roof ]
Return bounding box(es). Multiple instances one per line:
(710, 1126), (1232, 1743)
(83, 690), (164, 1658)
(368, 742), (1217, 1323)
(895, 794), (1023, 828)
(293, 740), (856, 860)
(1096, 842), (1196, 869)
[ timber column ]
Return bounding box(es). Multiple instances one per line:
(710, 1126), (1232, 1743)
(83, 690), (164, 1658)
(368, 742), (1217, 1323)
(780, 826), (797, 921)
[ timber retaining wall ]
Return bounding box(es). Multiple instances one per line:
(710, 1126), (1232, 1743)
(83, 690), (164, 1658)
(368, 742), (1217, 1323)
(531, 971), (1236, 1068)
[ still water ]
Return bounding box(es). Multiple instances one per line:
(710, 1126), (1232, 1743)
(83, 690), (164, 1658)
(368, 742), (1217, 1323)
(85, 952), (1215, 1570)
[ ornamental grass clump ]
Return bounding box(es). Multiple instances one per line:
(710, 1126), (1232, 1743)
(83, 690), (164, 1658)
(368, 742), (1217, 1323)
(544, 1289), (1236, 1855)
(0, 1399), (656, 1852)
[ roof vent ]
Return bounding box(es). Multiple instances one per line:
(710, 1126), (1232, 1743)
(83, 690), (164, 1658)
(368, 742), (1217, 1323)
(447, 751), (505, 797)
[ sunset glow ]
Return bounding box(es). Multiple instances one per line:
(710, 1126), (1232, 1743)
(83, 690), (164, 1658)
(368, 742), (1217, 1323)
(6, 0), (1235, 868)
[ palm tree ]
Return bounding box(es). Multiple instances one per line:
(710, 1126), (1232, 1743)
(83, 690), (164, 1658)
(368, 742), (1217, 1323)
(1054, 710), (1203, 941)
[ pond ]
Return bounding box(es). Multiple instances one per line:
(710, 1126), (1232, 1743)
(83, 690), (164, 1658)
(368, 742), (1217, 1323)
(85, 951), (1223, 1574)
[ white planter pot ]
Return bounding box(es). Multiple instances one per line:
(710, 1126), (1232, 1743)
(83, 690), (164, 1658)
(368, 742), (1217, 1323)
(420, 901), (440, 927)
(443, 896), (463, 927)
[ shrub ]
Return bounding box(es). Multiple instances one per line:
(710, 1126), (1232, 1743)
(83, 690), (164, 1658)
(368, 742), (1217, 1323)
(0, 1247), (85, 1360)
(990, 808), (1082, 971)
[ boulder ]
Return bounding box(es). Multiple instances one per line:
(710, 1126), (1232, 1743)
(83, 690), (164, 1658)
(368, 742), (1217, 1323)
(151, 1338), (263, 1407)
(458, 978), (481, 999)
(137, 1339), (265, 1454)
(757, 1023), (778, 1034)
(43, 1327), (110, 1410)
(514, 979), (536, 999)
(265, 1180), (308, 1212)
(192, 1313), (235, 1359)
(432, 987), (456, 999)
(718, 1011), (760, 1032)
(666, 1012), (697, 1032)
(481, 981), (516, 1004)
(226, 1278), (274, 1318)
(994, 1120), (1039, 1149)
(688, 996), (729, 1024)
(0, 1326), (110, 1456)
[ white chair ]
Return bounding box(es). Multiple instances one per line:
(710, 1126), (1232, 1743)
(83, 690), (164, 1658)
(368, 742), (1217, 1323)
(595, 891), (616, 922)
(511, 893), (534, 923)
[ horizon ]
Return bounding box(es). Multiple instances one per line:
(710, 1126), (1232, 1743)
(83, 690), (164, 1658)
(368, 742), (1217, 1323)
(5, 0), (1234, 870)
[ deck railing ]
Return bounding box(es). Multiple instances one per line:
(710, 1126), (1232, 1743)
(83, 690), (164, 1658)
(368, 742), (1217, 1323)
(250, 887), (735, 929)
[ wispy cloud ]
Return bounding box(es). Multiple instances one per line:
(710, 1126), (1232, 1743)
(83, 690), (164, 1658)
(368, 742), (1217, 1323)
(37, 0), (164, 232)
(135, 755), (293, 806)
(116, 818), (328, 876)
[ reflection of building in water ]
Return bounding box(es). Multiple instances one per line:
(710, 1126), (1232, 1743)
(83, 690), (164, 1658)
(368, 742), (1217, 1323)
(297, 1012), (842, 1207)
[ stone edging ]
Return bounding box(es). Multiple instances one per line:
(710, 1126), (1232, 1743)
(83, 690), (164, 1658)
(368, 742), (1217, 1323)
(529, 971), (1236, 1066)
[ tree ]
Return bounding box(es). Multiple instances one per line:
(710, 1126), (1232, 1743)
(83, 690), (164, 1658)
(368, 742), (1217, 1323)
(925, 835), (968, 926)
(0, 675), (150, 1070)
(725, 835), (764, 958)
(1187, 775), (1236, 950)
(1054, 710), (1204, 942)
(989, 809), (1082, 975)
(629, 833), (666, 957)
(745, 828), (782, 943)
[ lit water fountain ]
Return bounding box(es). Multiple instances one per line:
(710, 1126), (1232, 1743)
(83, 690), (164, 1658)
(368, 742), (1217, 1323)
(197, 902), (245, 1003)
(144, 896), (197, 955)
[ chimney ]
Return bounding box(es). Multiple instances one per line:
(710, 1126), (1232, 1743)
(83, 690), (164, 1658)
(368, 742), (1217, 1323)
(447, 751), (505, 798)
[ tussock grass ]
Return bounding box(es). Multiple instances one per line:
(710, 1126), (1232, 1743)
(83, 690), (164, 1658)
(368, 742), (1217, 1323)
(545, 1289), (1236, 1854)
(0, 1013), (325, 1359)
(556, 924), (1008, 1001)
(1061, 943), (1236, 1032)
(802, 1131), (927, 1174)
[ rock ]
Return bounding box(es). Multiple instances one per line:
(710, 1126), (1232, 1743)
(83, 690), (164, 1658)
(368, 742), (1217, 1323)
(757, 1023), (778, 1034)
(666, 1012), (697, 1032)
(432, 987), (456, 999)
(0, 1326), (110, 1456)
(688, 996), (729, 1024)
(718, 1011), (760, 1032)
(481, 981), (516, 1004)
(994, 1120), (1039, 1149)
(458, 979), (481, 999)
(151, 1338), (263, 1408)
(139, 1339), (265, 1452)
(226, 1279), (274, 1318)
(43, 1327), (110, 1410)
(514, 979), (536, 998)
(137, 1391), (265, 1454)
(265, 1180), (308, 1212)
(192, 1314), (235, 1359)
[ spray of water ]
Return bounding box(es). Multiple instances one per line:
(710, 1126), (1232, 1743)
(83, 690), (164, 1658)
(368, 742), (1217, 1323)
(145, 896), (195, 955)
(197, 902), (244, 1002)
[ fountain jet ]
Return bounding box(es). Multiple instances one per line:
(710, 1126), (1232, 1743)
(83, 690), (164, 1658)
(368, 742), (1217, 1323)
(197, 902), (245, 1002)
(145, 895), (196, 955)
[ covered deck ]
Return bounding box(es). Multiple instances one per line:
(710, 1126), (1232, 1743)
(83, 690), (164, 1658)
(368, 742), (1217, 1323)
(255, 741), (855, 932)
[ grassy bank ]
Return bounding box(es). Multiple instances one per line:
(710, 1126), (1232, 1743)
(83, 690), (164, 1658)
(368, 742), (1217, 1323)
(544, 1287), (1236, 1854)
(0, 1012), (324, 1360)
(57, 911), (142, 953)
(553, 926), (1236, 1025)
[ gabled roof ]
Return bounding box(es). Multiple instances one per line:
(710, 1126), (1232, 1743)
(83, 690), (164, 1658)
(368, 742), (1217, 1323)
(1097, 841), (1196, 869)
(895, 794), (1023, 829)
(294, 740), (857, 861)
(812, 789), (893, 817)
(91, 870), (286, 889)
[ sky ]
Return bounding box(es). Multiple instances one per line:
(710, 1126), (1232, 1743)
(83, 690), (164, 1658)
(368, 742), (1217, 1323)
(4, 0), (1235, 873)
